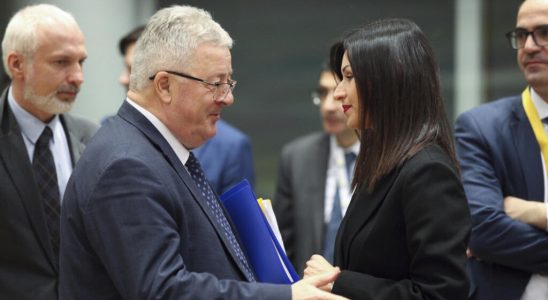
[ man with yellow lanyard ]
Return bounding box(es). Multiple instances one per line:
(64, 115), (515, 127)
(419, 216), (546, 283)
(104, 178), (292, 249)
(455, 1), (548, 299)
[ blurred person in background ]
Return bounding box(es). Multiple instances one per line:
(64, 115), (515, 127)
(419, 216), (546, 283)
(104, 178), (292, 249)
(455, 0), (548, 299)
(274, 62), (359, 275)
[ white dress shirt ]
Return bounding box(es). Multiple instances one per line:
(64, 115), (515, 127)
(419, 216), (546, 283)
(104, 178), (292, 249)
(126, 98), (191, 166)
(323, 135), (360, 223)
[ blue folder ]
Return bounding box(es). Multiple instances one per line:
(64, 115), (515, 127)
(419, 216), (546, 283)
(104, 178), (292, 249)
(220, 179), (300, 284)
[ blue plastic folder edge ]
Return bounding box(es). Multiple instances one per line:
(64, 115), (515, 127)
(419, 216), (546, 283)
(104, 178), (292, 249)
(220, 179), (300, 284)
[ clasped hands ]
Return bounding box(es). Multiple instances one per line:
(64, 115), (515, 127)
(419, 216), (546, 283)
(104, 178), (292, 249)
(291, 256), (348, 300)
(303, 254), (339, 293)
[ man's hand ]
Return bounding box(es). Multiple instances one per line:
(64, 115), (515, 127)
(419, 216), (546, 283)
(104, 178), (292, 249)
(291, 269), (348, 300)
(504, 196), (547, 230)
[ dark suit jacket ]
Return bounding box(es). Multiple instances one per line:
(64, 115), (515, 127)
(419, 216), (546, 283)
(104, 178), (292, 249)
(194, 119), (255, 195)
(59, 101), (290, 300)
(0, 88), (97, 300)
(274, 132), (329, 275)
(455, 95), (548, 300)
(331, 144), (470, 300)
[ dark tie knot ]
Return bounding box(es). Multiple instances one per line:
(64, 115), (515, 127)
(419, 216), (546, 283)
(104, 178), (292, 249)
(185, 152), (198, 168)
(36, 126), (53, 148)
(186, 152), (205, 177)
(345, 151), (356, 164)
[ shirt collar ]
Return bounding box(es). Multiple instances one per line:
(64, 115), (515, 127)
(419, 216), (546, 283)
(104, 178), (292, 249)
(531, 87), (548, 121)
(8, 86), (61, 145)
(329, 134), (360, 155)
(125, 97), (190, 164)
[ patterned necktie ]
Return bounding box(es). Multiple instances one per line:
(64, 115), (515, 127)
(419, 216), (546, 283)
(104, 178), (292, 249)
(323, 151), (357, 263)
(32, 126), (60, 266)
(185, 152), (256, 282)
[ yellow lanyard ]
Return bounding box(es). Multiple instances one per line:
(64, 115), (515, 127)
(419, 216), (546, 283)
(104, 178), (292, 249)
(522, 86), (548, 169)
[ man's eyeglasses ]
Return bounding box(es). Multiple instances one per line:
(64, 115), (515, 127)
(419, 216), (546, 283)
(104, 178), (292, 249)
(311, 86), (333, 106)
(149, 70), (237, 101)
(506, 25), (548, 50)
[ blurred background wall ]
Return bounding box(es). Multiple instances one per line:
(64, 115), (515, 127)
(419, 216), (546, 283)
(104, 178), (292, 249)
(0, 0), (524, 197)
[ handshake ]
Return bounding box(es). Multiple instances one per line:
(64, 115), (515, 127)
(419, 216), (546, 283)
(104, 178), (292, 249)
(292, 255), (347, 300)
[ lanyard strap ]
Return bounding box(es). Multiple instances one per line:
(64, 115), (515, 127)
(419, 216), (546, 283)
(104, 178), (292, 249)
(522, 86), (548, 169)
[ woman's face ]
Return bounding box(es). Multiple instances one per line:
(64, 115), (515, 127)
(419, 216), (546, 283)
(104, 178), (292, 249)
(333, 52), (361, 129)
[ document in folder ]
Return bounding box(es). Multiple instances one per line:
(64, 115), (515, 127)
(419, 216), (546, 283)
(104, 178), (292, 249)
(220, 179), (300, 284)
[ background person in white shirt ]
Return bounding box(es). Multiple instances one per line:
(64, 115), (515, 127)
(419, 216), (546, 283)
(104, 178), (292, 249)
(274, 63), (359, 275)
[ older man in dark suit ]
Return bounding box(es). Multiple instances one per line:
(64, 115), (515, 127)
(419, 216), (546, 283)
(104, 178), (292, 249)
(60, 5), (346, 300)
(0, 4), (97, 300)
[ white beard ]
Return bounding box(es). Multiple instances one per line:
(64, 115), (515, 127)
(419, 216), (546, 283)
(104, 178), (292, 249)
(23, 83), (75, 115)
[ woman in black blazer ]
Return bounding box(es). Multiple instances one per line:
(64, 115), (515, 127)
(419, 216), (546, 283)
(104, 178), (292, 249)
(304, 19), (471, 300)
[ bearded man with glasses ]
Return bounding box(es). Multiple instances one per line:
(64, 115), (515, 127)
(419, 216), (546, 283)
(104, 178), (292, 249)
(455, 0), (548, 299)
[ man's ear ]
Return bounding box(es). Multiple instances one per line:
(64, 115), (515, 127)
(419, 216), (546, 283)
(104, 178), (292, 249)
(7, 52), (26, 79)
(153, 72), (172, 104)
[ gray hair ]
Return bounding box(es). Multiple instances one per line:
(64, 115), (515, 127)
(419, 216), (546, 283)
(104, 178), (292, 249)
(2, 4), (79, 78)
(130, 5), (233, 91)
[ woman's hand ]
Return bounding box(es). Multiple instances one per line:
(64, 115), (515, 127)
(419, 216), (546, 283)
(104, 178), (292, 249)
(303, 254), (338, 292)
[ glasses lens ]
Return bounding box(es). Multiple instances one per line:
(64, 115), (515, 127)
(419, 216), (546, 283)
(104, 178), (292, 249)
(534, 26), (548, 47)
(311, 92), (321, 106)
(508, 33), (519, 49)
(516, 30), (529, 49)
(213, 81), (236, 101)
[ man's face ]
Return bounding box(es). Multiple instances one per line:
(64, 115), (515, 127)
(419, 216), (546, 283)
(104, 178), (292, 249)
(318, 71), (349, 135)
(517, 0), (548, 88)
(119, 43), (135, 90)
(23, 24), (87, 119)
(164, 43), (234, 149)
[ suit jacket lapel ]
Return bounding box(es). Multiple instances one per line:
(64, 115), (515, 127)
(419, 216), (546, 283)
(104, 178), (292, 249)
(511, 101), (544, 201)
(336, 170), (398, 267)
(60, 115), (85, 166)
(311, 134), (329, 251)
(117, 101), (251, 278)
(0, 90), (58, 270)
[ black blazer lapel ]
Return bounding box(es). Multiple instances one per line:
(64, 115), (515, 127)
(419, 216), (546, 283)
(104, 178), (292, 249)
(0, 92), (58, 271)
(117, 101), (251, 278)
(510, 102), (544, 201)
(335, 170), (398, 267)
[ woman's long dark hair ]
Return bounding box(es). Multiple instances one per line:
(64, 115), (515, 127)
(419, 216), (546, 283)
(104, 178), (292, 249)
(330, 18), (458, 193)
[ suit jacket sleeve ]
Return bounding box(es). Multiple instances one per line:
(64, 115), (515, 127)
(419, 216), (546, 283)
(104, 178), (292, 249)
(333, 154), (470, 300)
(78, 157), (289, 299)
(455, 111), (548, 273)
